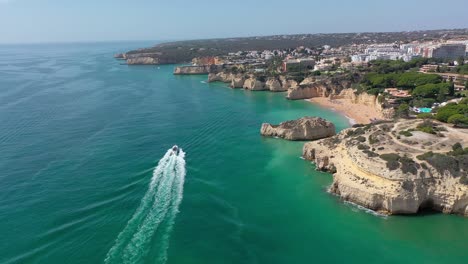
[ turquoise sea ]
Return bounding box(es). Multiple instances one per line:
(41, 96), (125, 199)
(0, 42), (467, 264)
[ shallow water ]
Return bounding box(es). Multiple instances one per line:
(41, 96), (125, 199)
(0, 42), (467, 264)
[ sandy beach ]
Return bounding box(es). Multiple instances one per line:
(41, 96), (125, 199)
(307, 97), (385, 125)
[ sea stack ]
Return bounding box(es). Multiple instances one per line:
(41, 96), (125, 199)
(260, 117), (336, 141)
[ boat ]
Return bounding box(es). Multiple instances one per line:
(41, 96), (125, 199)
(171, 145), (179, 155)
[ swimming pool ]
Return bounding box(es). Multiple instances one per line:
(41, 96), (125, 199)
(418, 107), (432, 113)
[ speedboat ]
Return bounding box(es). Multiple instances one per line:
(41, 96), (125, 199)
(171, 145), (179, 155)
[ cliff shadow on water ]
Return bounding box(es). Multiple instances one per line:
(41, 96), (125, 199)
(105, 147), (186, 264)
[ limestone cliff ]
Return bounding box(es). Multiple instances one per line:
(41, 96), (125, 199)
(243, 78), (267, 91)
(174, 65), (222, 75)
(208, 72), (238, 83)
(230, 76), (246, 88)
(287, 78), (352, 100)
(127, 57), (159, 65)
(260, 117), (336, 141)
(114, 53), (126, 59)
(265, 78), (284, 92)
(303, 120), (468, 215)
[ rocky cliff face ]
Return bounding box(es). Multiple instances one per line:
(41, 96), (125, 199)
(287, 78), (352, 100)
(208, 72), (237, 83)
(124, 53), (179, 65)
(230, 76), (245, 88)
(243, 78), (267, 91)
(265, 78), (283, 92)
(260, 117), (336, 141)
(205, 73), (392, 118)
(127, 57), (158, 65)
(174, 65), (212, 75)
(303, 120), (468, 215)
(114, 53), (126, 59)
(332, 89), (395, 119)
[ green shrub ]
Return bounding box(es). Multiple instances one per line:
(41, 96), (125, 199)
(346, 127), (365, 137)
(358, 144), (370, 150)
(417, 113), (434, 119)
(356, 136), (366, 142)
(417, 151), (434, 160)
(363, 150), (379, 157)
(399, 156), (418, 175)
(460, 175), (468, 185)
(399, 130), (413, 137)
(424, 154), (460, 176)
(369, 135), (379, 145)
(387, 160), (400, 170)
(418, 126), (435, 134)
(380, 153), (401, 162)
(396, 103), (410, 118)
(447, 114), (468, 127)
(435, 102), (468, 123)
(416, 120), (436, 134)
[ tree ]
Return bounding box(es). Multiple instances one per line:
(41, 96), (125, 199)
(457, 56), (465, 66)
(447, 114), (468, 127)
(448, 114), (464, 124)
(412, 84), (440, 98)
(449, 80), (455, 96)
(435, 102), (468, 122)
(396, 103), (410, 118)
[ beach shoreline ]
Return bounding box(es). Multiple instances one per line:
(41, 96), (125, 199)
(307, 97), (385, 125)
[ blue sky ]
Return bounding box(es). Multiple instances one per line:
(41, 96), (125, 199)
(0, 0), (467, 43)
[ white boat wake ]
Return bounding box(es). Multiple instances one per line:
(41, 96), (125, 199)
(105, 147), (186, 264)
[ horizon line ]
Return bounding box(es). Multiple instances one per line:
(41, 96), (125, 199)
(1, 27), (467, 46)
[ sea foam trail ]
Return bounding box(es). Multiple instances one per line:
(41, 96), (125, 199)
(105, 148), (186, 264)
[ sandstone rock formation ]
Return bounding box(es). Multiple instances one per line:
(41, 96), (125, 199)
(127, 57), (158, 65)
(230, 76), (245, 88)
(260, 117), (336, 141)
(303, 120), (468, 215)
(243, 78), (267, 91)
(174, 65), (213, 75)
(207, 72), (231, 82)
(299, 77), (316, 86)
(265, 78), (283, 92)
(279, 76), (298, 91)
(287, 78), (351, 100)
(114, 53), (126, 59)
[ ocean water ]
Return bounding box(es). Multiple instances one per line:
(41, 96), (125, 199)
(0, 42), (467, 264)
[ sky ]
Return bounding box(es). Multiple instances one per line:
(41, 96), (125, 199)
(0, 0), (467, 44)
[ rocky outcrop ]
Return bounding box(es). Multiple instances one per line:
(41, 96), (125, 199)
(114, 53), (126, 59)
(260, 117), (336, 141)
(303, 120), (468, 216)
(174, 65), (211, 75)
(287, 78), (351, 100)
(299, 77), (316, 86)
(287, 84), (329, 99)
(265, 78), (284, 92)
(243, 78), (267, 91)
(279, 76), (298, 91)
(230, 76), (245, 88)
(332, 88), (395, 119)
(127, 57), (158, 65)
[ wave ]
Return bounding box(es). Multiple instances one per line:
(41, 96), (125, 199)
(105, 147), (186, 264)
(344, 201), (388, 218)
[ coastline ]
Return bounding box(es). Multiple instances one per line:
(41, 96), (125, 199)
(306, 97), (385, 125)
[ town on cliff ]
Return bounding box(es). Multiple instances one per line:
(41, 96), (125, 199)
(116, 29), (468, 216)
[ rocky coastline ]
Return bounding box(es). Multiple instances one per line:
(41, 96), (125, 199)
(302, 119), (468, 216)
(204, 71), (394, 121)
(260, 117), (336, 141)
